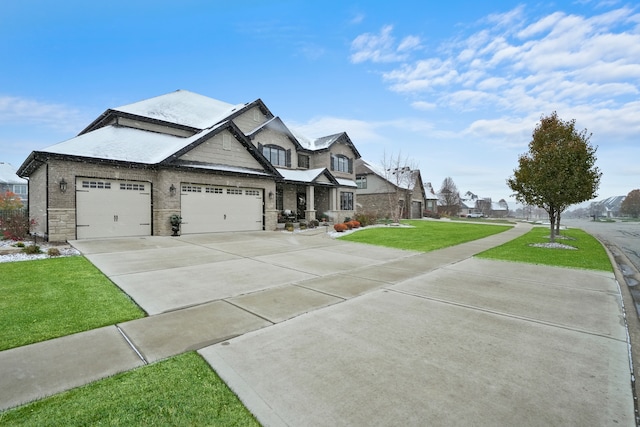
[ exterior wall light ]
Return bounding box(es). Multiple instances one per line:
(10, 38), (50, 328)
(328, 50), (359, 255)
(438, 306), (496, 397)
(268, 190), (274, 200)
(169, 184), (176, 197)
(59, 178), (67, 193)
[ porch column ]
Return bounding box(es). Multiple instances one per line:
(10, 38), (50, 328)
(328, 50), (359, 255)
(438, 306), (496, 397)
(305, 185), (316, 222)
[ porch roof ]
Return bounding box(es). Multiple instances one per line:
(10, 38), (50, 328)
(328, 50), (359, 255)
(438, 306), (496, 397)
(276, 168), (338, 185)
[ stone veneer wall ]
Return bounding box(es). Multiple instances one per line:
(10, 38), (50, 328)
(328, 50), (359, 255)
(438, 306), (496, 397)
(38, 160), (279, 241)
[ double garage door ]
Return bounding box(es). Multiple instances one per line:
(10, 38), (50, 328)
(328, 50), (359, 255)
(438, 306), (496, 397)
(76, 178), (263, 239)
(180, 183), (263, 234)
(76, 178), (151, 239)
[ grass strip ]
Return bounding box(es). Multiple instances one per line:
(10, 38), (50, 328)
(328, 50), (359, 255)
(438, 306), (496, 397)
(338, 220), (512, 252)
(476, 226), (612, 272)
(0, 352), (260, 426)
(0, 256), (145, 351)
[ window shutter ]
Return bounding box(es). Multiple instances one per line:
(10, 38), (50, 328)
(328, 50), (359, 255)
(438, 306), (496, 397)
(330, 154), (335, 171)
(348, 158), (353, 174)
(286, 149), (291, 167)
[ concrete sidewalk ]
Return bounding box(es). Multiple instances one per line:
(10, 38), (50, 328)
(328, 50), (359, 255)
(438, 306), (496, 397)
(0, 223), (636, 425)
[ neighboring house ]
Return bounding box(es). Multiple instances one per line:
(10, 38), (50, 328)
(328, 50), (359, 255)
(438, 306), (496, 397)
(423, 182), (438, 213)
(459, 200), (474, 217)
(491, 201), (509, 218)
(17, 90), (360, 241)
(0, 162), (28, 203)
(590, 196), (625, 218)
(354, 159), (426, 219)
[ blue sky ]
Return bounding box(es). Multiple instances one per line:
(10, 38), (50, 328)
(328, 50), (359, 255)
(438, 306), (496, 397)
(1, 0), (638, 206)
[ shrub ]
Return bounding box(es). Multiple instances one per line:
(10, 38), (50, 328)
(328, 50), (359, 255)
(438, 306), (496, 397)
(23, 245), (41, 255)
(354, 212), (377, 227)
(1, 209), (29, 240)
(344, 221), (353, 230)
(12, 242), (25, 248)
(349, 220), (361, 229)
(47, 247), (61, 257)
(310, 219), (319, 228)
(423, 210), (441, 219)
(333, 223), (348, 232)
(284, 222), (294, 231)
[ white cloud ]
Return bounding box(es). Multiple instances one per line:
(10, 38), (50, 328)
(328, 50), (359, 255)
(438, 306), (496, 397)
(411, 101), (436, 111)
(350, 25), (421, 64)
(0, 95), (86, 133)
(372, 5), (640, 127)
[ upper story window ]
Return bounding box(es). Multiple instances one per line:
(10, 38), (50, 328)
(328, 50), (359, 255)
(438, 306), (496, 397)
(261, 144), (291, 167)
(356, 176), (367, 189)
(331, 154), (352, 173)
(298, 154), (309, 169)
(12, 184), (28, 197)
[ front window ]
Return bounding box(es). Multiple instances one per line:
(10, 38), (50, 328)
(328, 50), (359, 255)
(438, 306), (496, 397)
(340, 192), (353, 210)
(332, 154), (351, 173)
(263, 145), (286, 166)
(298, 154), (309, 169)
(356, 176), (367, 189)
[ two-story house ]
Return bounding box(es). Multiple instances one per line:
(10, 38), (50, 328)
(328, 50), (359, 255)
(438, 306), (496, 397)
(354, 159), (426, 220)
(17, 90), (360, 241)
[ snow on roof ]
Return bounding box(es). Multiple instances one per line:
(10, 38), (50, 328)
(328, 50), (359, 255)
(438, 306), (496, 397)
(424, 182), (437, 199)
(276, 168), (329, 183)
(179, 163), (272, 177)
(289, 129), (343, 151)
(114, 90), (245, 129)
(336, 178), (357, 188)
(0, 162), (27, 184)
(360, 159), (416, 190)
(40, 125), (204, 164)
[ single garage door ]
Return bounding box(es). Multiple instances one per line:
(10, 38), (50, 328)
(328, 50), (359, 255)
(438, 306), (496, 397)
(180, 184), (263, 234)
(76, 178), (151, 239)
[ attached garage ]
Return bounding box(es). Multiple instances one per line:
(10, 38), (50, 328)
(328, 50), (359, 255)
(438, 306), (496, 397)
(180, 183), (263, 234)
(76, 178), (152, 239)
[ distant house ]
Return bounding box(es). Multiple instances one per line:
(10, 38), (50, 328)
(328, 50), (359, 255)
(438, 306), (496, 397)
(17, 90), (361, 241)
(0, 162), (28, 203)
(590, 196), (626, 218)
(423, 182), (438, 213)
(354, 159), (427, 219)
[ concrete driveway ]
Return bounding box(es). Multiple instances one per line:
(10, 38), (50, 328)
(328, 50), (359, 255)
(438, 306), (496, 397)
(63, 226), (635, 426)
(69, 230), (421, 315)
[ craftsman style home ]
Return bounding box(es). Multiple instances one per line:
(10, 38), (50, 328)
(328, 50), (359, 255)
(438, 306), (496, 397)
(354, 159), (427, 220)
(18, 90), (360, 241)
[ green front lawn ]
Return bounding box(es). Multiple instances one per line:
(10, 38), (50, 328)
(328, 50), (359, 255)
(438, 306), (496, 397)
(0, 352), (259, 426)
(338, 220), (512, 251)
(0, 256), (145, 351)
(476, 226), (612, 272)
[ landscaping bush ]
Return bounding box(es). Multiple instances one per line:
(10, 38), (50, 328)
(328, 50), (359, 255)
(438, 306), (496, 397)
(310, 219), (319, 228)
(47, 247), (61, 257)
(348, 220), (361, 229)
(344, 221), (353, 230)
(354, 212), (377, 227)
(1, 209), (29, 240)
(334, 223), (348, 232)
(423, 210), (441, 219)
(23, 245), (41, 255)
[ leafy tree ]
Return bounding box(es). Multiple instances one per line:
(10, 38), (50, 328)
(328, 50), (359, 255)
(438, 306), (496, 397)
(0, 191), (23, 210)
(621, 189), (640, 218)
(507, 112), (601, 242)
(438, 177), (461, 216)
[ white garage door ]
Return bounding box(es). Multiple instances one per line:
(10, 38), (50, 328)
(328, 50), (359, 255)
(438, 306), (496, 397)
(76, 178), (151, 239)
(180, 184), (263, 234)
